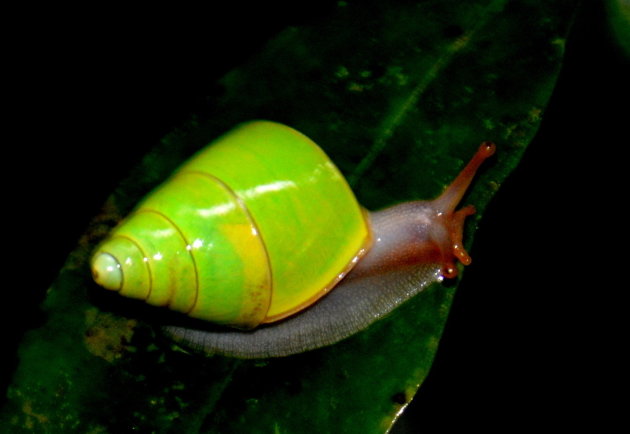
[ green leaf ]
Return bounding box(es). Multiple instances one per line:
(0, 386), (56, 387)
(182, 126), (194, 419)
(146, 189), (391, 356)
(3, 1), (578, 433)
(606, 0), (630, 58)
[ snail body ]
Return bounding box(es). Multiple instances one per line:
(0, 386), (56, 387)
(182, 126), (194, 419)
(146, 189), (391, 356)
(91, 121), (495, 358)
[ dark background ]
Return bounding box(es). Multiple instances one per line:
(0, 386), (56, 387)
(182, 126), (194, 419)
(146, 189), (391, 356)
(396, 1), (626, 431)
(6, 1), (626, 430)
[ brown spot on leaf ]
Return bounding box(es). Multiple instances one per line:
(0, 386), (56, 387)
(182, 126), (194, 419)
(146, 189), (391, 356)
(22, 401), (49, 429)
(391, 392), (407, 405)
(83, 308), (137, 363)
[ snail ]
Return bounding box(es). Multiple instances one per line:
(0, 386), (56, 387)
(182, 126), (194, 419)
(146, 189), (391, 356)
(91, 121), (495, 358)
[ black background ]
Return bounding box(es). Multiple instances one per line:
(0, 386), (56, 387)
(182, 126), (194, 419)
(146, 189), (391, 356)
(5, 1), (626, 431)
(397, 1), (626, 431)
